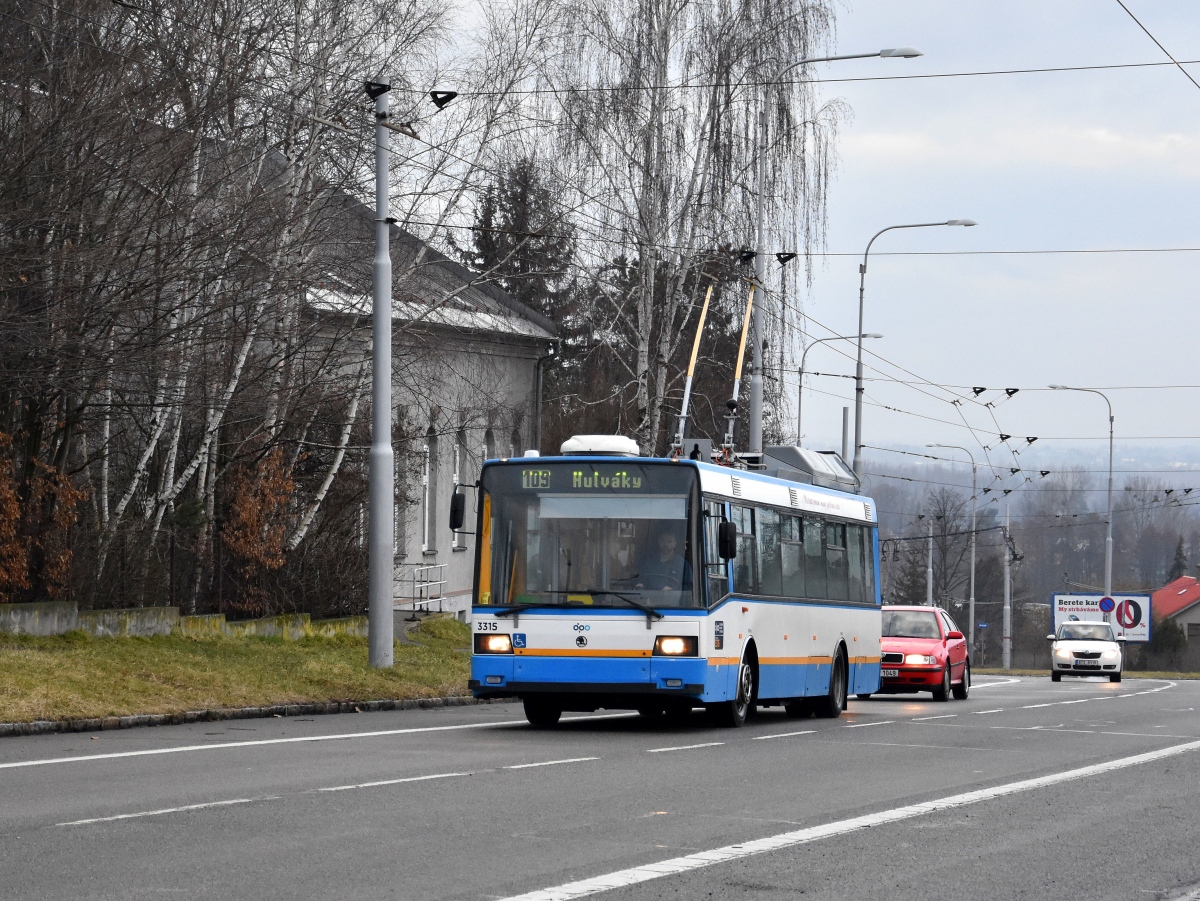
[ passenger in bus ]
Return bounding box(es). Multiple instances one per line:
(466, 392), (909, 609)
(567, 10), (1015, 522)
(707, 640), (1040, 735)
(635, 526), (691, 593)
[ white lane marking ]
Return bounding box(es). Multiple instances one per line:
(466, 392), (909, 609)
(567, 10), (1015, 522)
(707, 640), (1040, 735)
(971, 677), (1022, 688)
(752, 730), (816, 741)
(0, 712), (635, 771)
(506, 757), (599, 769)
(496, 738), (1200, 901)
(646, 742), (723, 753)
(1014, 681), (1178, 712)
(318, 771), (471, 792)
(56, 797), (264, 827)
(972, 709), (1003, 715)
(845, 720), (894, 728)
(912, 715), (957, 721)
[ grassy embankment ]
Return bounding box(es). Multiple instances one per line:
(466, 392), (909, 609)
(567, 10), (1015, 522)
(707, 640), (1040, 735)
(0, 617), (471, 723)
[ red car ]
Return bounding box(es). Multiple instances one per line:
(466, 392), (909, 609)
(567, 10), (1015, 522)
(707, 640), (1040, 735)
(871, 605), (970, 701)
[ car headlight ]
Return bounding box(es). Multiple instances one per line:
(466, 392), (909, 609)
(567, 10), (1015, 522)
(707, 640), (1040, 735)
(653, 636), (698, 657)
(474, 633), (513, 654)
(1054, 647), (1072, 659)
(1101, 649), (1120, 660)
(904, 654), (937, 665)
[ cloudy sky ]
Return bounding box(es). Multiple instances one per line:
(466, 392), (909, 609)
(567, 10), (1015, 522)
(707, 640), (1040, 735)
(789, 0), (1200, 477)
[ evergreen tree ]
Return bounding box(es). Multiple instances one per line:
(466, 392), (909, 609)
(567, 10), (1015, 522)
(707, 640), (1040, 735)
(1167, 536), (1188, 582)
(464, 156), (576, 326)
(890, 539), (928, 605)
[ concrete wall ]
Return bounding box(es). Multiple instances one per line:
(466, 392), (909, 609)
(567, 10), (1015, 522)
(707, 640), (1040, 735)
(2, 605), (370, 641)
(0, 601), (78, 636)
(77, 607), (179, 637)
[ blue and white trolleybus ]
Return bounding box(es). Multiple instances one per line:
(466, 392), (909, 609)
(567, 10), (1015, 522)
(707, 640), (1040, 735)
(468, 436), (882, 727)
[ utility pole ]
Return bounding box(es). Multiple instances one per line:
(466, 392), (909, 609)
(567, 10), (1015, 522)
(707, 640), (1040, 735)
(926, 518), (933, 606)
(1002, 505), (1012, 671)
(366, 76), (394, 669)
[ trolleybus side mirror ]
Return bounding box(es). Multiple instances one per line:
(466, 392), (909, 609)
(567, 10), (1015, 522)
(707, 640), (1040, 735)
(449, 491), (466, 531)
(718, 521), (737, 560)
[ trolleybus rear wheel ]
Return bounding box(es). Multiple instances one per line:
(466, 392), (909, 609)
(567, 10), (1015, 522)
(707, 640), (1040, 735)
(814, 649), (847, 719)
(523, 697), (562, 727)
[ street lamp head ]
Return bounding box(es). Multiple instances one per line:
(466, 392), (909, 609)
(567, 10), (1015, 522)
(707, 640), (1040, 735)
(879, 47), (923, 58)
(945, 219), (976, 227)
(862, 333), (884, 339)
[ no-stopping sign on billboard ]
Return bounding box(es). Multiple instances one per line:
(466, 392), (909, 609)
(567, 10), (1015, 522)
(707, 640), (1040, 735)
(1051, 594), (1152, 643)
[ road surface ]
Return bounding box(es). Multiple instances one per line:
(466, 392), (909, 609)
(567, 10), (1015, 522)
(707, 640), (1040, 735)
(1, 676), (1198, 900)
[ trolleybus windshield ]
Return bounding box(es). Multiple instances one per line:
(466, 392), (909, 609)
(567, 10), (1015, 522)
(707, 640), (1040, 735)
(477, 461), (700, 609)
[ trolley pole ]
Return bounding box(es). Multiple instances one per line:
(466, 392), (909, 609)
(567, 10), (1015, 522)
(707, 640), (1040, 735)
(926, 518), (933, 606)
(366, 77), (395, 669)
(1002, 506), (1012, 671)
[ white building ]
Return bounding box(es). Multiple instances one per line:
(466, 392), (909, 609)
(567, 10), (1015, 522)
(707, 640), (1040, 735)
(312, 205), (556, 617)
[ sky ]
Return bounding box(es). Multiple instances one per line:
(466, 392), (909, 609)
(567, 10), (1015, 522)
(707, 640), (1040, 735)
(789, 0), (1200, 480)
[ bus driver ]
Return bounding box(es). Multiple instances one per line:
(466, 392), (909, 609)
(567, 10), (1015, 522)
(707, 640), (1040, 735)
(636, 527), (690, 591)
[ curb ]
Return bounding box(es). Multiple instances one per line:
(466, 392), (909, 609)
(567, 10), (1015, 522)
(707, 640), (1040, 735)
(0, 695), (516, 739)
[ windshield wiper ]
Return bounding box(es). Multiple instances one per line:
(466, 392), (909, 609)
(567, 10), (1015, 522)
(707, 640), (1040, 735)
(583, 589), (664, 627)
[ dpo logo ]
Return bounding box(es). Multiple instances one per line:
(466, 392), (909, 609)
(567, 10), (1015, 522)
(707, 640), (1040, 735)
(572, 624), (591, 632)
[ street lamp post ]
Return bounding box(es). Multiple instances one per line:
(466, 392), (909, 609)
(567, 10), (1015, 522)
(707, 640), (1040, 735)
(929, 443), (978, 648)
(796, 333), (881, 444)
(851, 219), (975, 475)
(749, 47), (922, 457)
(1050, 385), (1115, 598)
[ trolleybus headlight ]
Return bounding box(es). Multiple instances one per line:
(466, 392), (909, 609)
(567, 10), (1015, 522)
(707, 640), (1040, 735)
(904, 653), (937, 665)
(653, 636), (697, 657)
(474, 633), (513, 654)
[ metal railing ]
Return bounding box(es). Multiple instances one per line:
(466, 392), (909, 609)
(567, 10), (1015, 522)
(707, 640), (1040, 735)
(394, 563), (448, 616)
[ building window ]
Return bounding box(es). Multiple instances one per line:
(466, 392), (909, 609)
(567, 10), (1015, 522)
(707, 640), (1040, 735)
(421, 429), (438, 554)
(453, 429), (467, 550)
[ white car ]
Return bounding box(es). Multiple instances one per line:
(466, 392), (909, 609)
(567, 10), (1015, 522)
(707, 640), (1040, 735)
(1047, 621), (1125, 683)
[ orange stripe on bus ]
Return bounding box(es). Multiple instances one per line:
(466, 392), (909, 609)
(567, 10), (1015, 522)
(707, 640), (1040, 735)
(513, 648), (651, 658)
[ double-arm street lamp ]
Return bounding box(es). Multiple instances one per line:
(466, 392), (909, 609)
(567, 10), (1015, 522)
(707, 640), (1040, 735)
(796, 333), (881, 444)
(1050, 385), (1115, 598)
(851, 219), (976, 475)
(748, 47), (923, 457)
(928, 443), (978, 646)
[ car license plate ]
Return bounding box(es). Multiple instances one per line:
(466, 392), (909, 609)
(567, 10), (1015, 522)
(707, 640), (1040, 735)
(881, 668), (899, 678)
(1074, 660), (1100, 668)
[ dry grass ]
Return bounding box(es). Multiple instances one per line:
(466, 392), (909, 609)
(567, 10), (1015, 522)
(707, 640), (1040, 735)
(0, 617), (471, 723)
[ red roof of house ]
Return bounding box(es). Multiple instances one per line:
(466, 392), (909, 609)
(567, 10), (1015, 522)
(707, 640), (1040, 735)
(1152, 576), (1200, 619)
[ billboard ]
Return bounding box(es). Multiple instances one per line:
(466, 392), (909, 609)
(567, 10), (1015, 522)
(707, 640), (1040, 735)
(1051, 593), (1152, 643)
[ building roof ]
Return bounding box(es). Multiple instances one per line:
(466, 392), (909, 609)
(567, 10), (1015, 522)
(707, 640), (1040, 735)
(1151, 576), (1200, 619)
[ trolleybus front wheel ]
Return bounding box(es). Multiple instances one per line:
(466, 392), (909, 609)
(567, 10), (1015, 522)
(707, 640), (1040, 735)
(707, 658), (755, 728)
(523, 697), (562, 727)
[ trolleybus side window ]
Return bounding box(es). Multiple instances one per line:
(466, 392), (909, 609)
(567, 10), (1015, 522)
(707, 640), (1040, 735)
(780, 514), (804, 598)
(803, 517), (827, 600)
(703, 500), (729, 605)
(731, 504), (757, 595)
(825, 522), (849, 601)
(756, 508), (783, 596)
(847, 525), (865, 604)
